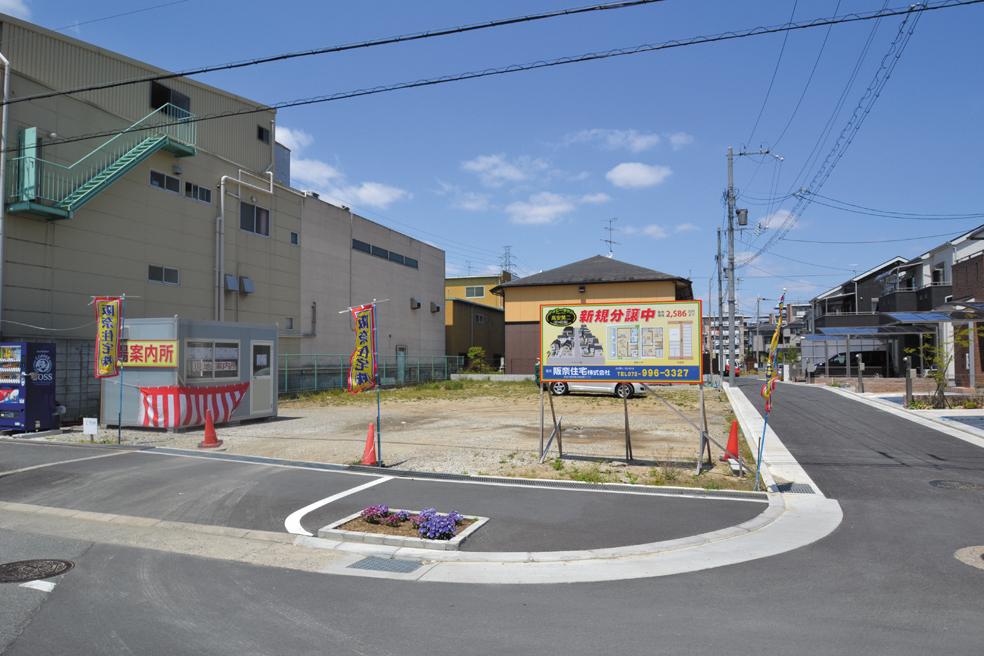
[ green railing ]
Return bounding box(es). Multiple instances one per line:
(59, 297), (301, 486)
(278, 354), (465, 395)
(6, 103), (196, 206)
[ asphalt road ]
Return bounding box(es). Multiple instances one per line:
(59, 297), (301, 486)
(2, 383), (983, 655)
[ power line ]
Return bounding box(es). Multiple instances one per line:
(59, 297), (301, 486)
(52, 0), (190, 32)
(744, 0), (799, 147)
(746, 4), (926, 261)
(8, 0), (982, 157)
(796, 191), (984, 220)
(7, 0), (666, 106)
(783, 230), (967, 244)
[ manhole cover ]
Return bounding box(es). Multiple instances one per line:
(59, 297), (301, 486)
(0, 560), (74, 584)
(929, 480), (984, 491)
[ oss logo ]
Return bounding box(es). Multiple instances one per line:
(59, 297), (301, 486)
(545, 307), (577, 327)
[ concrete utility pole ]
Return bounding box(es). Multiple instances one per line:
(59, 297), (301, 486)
(726, 146), (737, 384)
(716, 228), (724, 377)
(725, 146), (778, 384)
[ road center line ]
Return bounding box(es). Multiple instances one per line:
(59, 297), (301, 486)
(0, 450), (131, 479)
(284, 476), (393, 537)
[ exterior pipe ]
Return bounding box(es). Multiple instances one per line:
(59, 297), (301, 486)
(0, 51), (10, 338)
(216, 171), (273, 322)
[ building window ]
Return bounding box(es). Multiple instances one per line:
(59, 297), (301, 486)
(150, 81), (190, 115)
(150, 170), (180, 193)
(475, 314), (487, 324)
(404, 257), (418, 269)
(388, 251), (405, 265)
(351, 239), (419, 269)
(186, 340), (239, 380)
(240, 202), (270, 236)
(257, 125), (271, 144)
(371, 245), (389, 260)
(352, 239), (371, 254)
(148, 264), (179, 285)
(184, 182), (211, 204)
(465, 286), (485, 298)
(285, 317), (294, 330)
(290, 231), (299, 245)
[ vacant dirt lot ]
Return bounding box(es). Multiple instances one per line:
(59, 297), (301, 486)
(58, 381), (755, 490)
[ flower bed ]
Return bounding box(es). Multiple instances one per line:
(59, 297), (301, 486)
(340, 505), (474, 540)
(321, 505), (488, 551)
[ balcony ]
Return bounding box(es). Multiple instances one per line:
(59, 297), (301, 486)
(878, 288), (917, 312)
(813, 312), (883, 329)
(916, 282), (952, 310)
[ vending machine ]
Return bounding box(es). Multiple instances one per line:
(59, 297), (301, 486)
(0, 342), (58, 433)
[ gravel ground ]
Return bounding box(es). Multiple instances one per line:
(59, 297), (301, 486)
(50, 383), (752, 489)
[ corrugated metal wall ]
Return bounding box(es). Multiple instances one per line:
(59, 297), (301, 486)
(0, 20), (275, 173)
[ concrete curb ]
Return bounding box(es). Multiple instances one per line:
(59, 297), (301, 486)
(822, 385), (984, 450)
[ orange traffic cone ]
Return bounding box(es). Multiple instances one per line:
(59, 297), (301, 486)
(361, 422), (377, 465)
(720, 420), (740, 461)
(198, 408), (223, 449)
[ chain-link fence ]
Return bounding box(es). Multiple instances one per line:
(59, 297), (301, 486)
(278, 354), (465, 395)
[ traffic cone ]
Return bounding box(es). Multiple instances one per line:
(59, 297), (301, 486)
(198, 408), (223, 449)
(361, 422), (377, 465)
(720, 420), (740, 461)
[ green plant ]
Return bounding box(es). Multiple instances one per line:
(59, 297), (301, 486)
(568, 465), (605, 484)
(466, 346), (494, 373)
(905, 326), (984, 409)
(550, 458), (564, 471)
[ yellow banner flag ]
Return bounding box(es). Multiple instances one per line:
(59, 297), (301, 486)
(348, 304), (377, 393)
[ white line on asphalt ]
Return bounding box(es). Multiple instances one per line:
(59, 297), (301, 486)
(284, 476), (393, 537)
(0, 450), (131, 478)
(143, 449), (767, 503)
(19, 580), (56, 593)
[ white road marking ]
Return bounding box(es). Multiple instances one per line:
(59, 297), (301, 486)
(0, 451), (131, 478)
(140, 449), (381, 478)
(284, 476), (393, 537)
(19, 580), (56, 593)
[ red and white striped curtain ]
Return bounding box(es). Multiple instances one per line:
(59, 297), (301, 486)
(139, 382), (249, 428)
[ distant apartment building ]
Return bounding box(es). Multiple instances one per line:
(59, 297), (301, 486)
(702, 314), (746, 371)
(0, 15), (444, 417)
(444, 273), (509, 365)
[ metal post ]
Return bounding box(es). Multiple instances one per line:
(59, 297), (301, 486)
(904, 356), (913, 407)
(372, 303), (382, 466)
(623, 394), (632, 462)
(969, 321), (976, 390)
(313, 355), (318, 391)
(726, 146), (737, 385)
(856, 353), (864, 393)
(539, 378), (545, 458)
(117, 294), (126, 444)
(845, 334), (851, 379)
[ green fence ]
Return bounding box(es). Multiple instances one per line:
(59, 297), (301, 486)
(278, 354), (465, 395)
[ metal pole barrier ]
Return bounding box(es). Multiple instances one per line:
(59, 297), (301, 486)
(904, 356), (912, 407)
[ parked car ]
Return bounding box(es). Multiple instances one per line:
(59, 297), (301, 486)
(811, 350), (888, 377)
(546, 380), (648, 399)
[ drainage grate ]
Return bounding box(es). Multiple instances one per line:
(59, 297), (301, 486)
(929, 480), (984, 491)
(774, 483), (815, 494)
(0, 559), (74, 584)
(348, 557), (422, 574)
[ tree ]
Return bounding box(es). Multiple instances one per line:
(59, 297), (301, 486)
(905, 324), (984, 409)
(466, 346), (492, 373)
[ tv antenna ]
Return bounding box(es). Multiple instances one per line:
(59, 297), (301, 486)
(602, 218), (619, 258)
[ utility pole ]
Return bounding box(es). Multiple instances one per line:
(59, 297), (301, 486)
(716, 227), (724, 378)
(500, 246), (514, 276)
(726, 146), (779, 384)
(602, 218), (619, 258)
(727, 146), (736, 385)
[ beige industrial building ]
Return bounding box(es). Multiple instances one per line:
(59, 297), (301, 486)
(0, 15), (444, 418)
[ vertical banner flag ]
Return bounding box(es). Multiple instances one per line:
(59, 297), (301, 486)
(761, 291), (786, 412)
(348, 304), (377, 393)
(94, 296), (122, 378)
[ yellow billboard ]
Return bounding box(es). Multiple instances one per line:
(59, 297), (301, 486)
(539, 301), (702, 384)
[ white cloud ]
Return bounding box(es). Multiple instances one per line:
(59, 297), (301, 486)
(667, 132), (694, 150)
(331, 182), (409, 210)
(0, 0), (31, 19)
(675, 222), (698, 233)
(757, 209), (796, 231)
(275, 126), (313, 153)
(461, 154), (547, 188)
(565, 129), (662, 153)
(291, 158), (342, 188)
(606, 162), (672, 189)
(622, 224), (669, 239)
(580, 192), (611, 205)
(454, 191), (492, 212)
(506, 192), (576, 225)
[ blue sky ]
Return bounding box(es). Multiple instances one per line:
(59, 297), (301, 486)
(11, 0), (984, 315)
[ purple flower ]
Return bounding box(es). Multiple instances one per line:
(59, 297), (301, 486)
(360, 504), (389, 524)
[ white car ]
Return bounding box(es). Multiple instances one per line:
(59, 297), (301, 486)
(546, 381), (648, 399)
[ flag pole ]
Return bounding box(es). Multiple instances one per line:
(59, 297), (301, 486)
(117, 293), (126, 445)
(372, 299), (382, 467)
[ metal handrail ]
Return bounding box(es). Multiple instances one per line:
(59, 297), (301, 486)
(6, 103), (195, 205)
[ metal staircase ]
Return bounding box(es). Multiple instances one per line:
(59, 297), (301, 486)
(5, 103), (196, 220)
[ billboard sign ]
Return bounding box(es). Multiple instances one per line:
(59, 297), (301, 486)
(539, 300), (702, 384)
